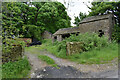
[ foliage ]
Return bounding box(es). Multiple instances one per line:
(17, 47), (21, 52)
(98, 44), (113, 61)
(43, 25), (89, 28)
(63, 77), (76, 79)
(112, 24), (120, 41)
(2, 2), (71, 41)
(74, 12), (87, 26)
(2, 57), (31, 78)
(22, 25), (44, 41)
(54, 33), (109, 52)
(2, 2), (24, 36)
(2, 38), (25, 54)
(34, 2), (71, 33)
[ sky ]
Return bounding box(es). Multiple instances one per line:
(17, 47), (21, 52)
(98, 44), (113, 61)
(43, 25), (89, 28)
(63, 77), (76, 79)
(57, 0), (93, 26)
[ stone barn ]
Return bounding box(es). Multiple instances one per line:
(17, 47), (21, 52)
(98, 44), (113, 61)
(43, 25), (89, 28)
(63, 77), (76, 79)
(53, 14), (115, 42)
(42, 31), (53, 39)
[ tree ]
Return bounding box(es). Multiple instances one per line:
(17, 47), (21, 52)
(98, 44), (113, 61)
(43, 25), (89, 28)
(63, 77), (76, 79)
(32, 2), (71, 33)
(22, 25), (43, 40)
(74, 12), (87, 27)
(2, 2), (24, 37)
(2, 2), (71, 41)
(88, 2), (120, 24)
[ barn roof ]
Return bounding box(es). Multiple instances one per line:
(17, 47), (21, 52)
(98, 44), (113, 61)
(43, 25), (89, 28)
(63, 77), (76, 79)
(53, 27), (81, 35)
(53, 14), (113, 36)
(79, 13), (112, 24)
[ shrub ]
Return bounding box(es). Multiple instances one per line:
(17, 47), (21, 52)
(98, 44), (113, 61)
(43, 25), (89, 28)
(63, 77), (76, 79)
(54, 33), (109, 52)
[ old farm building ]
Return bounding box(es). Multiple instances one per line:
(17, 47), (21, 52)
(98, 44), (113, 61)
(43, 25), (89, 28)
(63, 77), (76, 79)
(53, 14), (115, 42)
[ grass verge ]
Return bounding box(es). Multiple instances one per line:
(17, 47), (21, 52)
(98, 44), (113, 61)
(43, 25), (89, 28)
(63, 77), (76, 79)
(38, 55), (55, 65)
(2, 57), (31, 78)
(38, 55), (59, 69)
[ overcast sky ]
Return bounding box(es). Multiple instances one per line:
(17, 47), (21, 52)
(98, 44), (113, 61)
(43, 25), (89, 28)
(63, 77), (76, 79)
(57, 0), (93, 26)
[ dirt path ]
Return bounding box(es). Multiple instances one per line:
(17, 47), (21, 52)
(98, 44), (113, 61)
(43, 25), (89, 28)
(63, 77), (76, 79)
(24, 51), (48, 78)
(25, 49), (118, 78)
(38, 50), (118, 73)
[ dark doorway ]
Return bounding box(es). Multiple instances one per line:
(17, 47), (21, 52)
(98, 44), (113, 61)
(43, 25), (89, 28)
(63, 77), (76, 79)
(62, 34), (70, 39)
(98, 30), (104, 37)
(54, 36), (57, 40)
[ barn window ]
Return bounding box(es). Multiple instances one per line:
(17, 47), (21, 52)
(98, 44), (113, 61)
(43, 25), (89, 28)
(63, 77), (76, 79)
(98, 30), (104, 37)
(54, 36), (57, 39)
(62, 34), (70, 39)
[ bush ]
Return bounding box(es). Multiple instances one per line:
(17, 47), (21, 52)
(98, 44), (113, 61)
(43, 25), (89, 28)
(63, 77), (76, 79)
(40, 33), (110, 59)
(2, 57), (31, 78)
(112, 24), (120, 42)
(54, 33), (109, 53)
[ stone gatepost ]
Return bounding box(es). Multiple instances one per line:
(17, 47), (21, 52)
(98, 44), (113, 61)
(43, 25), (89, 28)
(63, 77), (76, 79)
(57, 35), (62, 42)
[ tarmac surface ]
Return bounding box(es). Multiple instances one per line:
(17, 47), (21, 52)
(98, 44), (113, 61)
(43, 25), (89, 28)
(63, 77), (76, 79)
(31, 65), (118, 78)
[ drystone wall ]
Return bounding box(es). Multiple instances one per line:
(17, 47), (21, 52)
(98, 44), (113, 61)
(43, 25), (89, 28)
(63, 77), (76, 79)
(66, 42), (84, 56)
(2, 45), (24, 63)
(78, 14), (115, 40)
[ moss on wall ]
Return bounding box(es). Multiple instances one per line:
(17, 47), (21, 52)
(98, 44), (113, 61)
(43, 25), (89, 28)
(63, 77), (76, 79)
(2, 45), (24, 63)
(66, 42), (84, 56)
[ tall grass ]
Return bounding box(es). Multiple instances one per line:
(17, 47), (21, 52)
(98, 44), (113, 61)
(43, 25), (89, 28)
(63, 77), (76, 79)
(67, 43), (118, 64)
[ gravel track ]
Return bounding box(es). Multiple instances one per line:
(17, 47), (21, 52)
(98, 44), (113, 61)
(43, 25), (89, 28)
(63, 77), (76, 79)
(25, 49), (118, 78)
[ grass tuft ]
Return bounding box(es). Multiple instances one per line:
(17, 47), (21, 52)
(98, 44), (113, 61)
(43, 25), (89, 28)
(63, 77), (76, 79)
(38, 55), (55, 65)
(38, 55), (59, 68)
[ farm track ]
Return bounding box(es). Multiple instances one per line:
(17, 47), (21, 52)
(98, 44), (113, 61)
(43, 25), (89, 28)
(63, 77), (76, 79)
(25, 51), (48, 78)
(25, 49), (118, 78)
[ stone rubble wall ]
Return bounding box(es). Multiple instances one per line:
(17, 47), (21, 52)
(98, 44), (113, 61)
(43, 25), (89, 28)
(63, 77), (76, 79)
(2, 45), (24, 63)
(66, 42), (84, 56)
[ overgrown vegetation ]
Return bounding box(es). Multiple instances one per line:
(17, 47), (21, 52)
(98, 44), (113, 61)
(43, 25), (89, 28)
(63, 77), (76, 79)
(2, 57), (31, 78)
(2, 2), (71, 41)
(37, 33), (118, 64)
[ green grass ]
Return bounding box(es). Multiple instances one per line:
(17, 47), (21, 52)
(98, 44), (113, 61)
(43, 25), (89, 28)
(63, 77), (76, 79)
(2, 57), (31, 78)
(38, 55), (55, 65)
(38, 55), (59, 68)
(67, 43), (118, 64)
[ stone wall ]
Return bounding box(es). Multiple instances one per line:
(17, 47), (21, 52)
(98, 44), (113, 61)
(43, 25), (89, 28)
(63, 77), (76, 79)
(78, 14), (115, 40)
(2, 45), (24, 63)
(53, 14), (115, 41)
(66, 42), (84, 56)
(42, 31), (53, 39)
